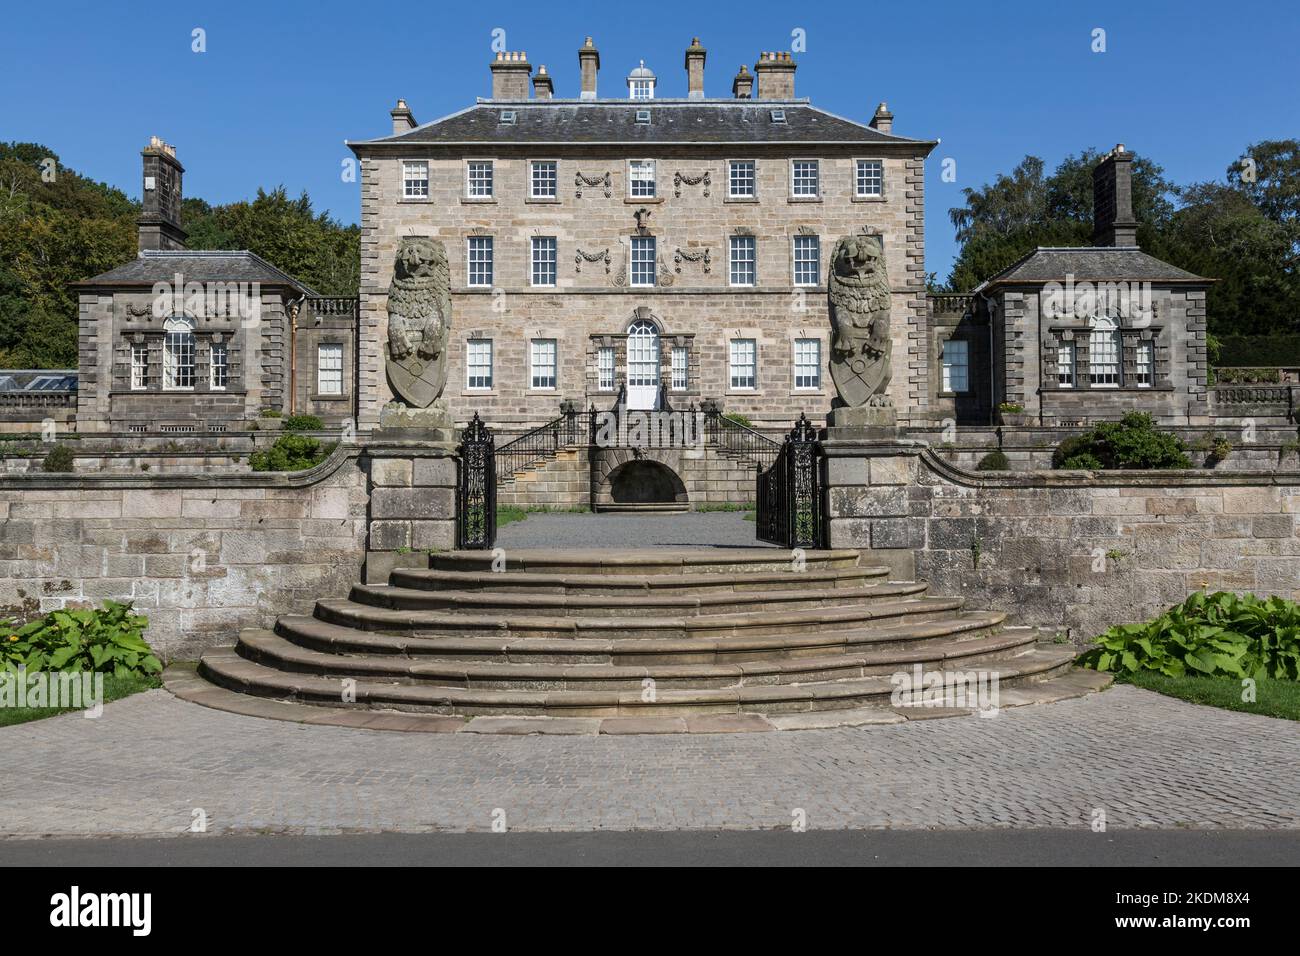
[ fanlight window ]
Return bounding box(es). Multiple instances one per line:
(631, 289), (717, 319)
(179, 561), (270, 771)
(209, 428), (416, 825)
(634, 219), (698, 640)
(627, 320), (660, 388)
(163, 316), (196, 390)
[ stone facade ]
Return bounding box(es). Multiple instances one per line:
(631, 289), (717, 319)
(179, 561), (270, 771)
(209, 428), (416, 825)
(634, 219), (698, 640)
(823, 436), (1300, 641)
(348, 40), (935, 432)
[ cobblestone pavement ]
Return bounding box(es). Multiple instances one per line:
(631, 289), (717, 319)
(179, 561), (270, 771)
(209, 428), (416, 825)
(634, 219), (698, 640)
(498, 511), (769, 549)
(0, 685), (1295, 837)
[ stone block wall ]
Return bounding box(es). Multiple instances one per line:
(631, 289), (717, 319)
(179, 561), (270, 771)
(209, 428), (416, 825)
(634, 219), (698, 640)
(0, 450), (369, 660)
(824, 437), (1300, 642)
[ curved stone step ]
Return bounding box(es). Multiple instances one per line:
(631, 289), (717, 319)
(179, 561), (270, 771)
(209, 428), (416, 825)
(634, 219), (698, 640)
(198, 644), (1078, 716)
(429, 548), (863, 575)
(390, 565), (892, 595)
(311, 595), (966, 641)
(346, 580), (931, 617)
(274, 608), (1006, 665)
(236, 626), (1040, 691)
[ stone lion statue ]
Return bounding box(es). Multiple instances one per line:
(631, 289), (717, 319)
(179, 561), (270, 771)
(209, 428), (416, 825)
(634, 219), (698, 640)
(828, 234), (892, 408)
(386, 236), (451, 407)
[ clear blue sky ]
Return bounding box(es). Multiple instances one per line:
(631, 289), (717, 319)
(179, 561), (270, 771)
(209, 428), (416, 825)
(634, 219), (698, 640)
(3, 0), (1297, 280)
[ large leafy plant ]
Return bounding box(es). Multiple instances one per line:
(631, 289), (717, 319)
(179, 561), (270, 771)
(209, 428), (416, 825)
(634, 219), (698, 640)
(1053, 411), (1192, 470)
(1078, 591), (1300, 680)
(249, 433), (336, 472)
(1, 601), (160, 678)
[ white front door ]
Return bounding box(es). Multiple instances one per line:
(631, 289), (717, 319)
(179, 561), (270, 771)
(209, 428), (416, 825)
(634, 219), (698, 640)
(626, 319), (660, 410)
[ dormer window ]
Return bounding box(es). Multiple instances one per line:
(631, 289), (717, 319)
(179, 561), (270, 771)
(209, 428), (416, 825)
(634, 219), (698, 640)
(635, 109), (651, 125)
(499, 110), (517, 125)
(770, 109), (787, 124)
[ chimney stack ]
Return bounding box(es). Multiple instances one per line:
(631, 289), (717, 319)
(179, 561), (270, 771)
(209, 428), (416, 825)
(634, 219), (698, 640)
(684, 37), (706, 99)
(869, 102), (893, 134)
(390, 98), (417, 135)
(137, 137), (186, 253)
(532, 64), (554, 99)
(578, 37), (600, 99)
(732, 64), (753, 99)
(490, 50), (532, 100)
(1093, 144), (1138, 247)
(753, 51), (796, 99)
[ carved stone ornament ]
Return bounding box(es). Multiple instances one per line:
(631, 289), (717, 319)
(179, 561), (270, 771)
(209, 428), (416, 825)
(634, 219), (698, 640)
(575, 248), (612, 274)
(673, 170), (710, 198)
(673, 247), (711, 274)
(828, 234), (892, 408)
(633, 207), (653, 234)
(575, 170), (612, 198)
(385, 236), (451, 407)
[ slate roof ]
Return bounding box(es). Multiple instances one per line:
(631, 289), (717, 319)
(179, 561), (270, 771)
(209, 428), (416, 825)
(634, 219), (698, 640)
(74, 250), (315, 292)
(975, 247), (1208, 289)
(349, 100), (935, 149)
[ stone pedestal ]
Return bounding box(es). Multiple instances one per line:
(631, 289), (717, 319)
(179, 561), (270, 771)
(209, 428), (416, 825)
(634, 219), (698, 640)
(364, 417), (458, 583)
(376, 400), (454, 443)
(821, 433), (925, 580)
(826, 404), (900, 442)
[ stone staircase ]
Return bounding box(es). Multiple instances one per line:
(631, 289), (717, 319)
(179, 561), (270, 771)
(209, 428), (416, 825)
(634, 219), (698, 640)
(193, 549), (1102, 729)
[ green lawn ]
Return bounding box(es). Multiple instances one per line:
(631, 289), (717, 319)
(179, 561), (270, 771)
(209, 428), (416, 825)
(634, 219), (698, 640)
(496, 505), (593, 528)
(1119, 672), (1300, 721)
(0, 674), (161, 728)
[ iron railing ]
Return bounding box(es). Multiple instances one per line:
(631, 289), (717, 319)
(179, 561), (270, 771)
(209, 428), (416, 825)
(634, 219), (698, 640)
(495, 404), (583, 485)
(456, 413), (497, 550)
(756, 414), (825, 549)
(701, 401), (781, 470)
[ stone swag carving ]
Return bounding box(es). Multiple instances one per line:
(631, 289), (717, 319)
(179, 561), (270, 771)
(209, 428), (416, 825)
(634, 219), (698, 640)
(575, 248), (611, 274)
(575, 171), (612, 198)
(673, 247), (711, 274)
(385, 236), (451, 408)
(828, 234), (893, 413)
(673, 170), (710, 198)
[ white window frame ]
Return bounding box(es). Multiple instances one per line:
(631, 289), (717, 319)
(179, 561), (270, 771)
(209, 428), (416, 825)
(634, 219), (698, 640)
(531, 236), (557, 287)
(793, 235), (821, 287)
(466, 160), (494, 199)
(467, 236), (494, 288)
(1135, 340), (1154, 388)
(855, 158), (884, 198)
(1089, 319), (1121, 387)
(630, 236), (657, 288)
(941, 338), (969, 394)
(162, 316), (195, 391)
(790, 159), (820, 198)
(670, 345), (688, 391)
(729, 338), (757, 391)
(728, 160), (756, 198)
(530, 338), (558, 390)
(209, 342), (229, 391)
(401, 160), (429, 200)
(130, 343), (148, 390)
(597, 346), (616, 391)
(317, 343), (343, 396)
(629, 78), (654, 100)
(729, 236), (756, 287)
(1057, 342), (1076, 387)
(793, 338), (821, 390)
(628, 159), (657, 199)
(466, 338), (493, 390)
(530, 160), (558, 199)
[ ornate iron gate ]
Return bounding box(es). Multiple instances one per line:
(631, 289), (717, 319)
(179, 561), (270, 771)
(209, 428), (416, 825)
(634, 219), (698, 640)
(756, 414), (825, 548)
(457, 413), (497, 549)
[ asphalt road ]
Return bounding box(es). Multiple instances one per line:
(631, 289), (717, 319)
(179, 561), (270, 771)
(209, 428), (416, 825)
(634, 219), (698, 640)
(4, 829), (1298, 866)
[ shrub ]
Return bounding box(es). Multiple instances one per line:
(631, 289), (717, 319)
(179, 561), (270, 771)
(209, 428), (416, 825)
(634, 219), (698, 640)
(722, 412), (754, 429)
(249, 433), (336, 472)
(1051, 412), (1191, 470)
(259, 408), (282, 418)
(976, 450), (1010, 471)
(41, 444), (74, 473)
(1078, 591), (1300, 681)
(1194, 433), (1233, 465)
(1215, 334), (1300, 368)
(282, 414), (324, 432)
(0, 601), (160, 678)
(997, 402), (1024, 414)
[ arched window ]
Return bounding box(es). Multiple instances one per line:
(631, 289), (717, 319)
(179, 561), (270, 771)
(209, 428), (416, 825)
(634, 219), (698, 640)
(625, 318), (660, 410)
(1088, 316), (1120, 387)
(163, 316), (196, 390)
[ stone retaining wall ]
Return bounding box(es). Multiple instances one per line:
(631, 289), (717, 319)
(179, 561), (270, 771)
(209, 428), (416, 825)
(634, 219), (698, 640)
(824, 437), (1300, 642)
(0, 449), (371, 661)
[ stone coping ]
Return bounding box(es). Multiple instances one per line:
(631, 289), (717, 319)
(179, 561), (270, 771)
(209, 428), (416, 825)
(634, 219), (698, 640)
(163, 663), (1112, 734)
(0, 439), (457, 491)
(821, 437), (1300, 490)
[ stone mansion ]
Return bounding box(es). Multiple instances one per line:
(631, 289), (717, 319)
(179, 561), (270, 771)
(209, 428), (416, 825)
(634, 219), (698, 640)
(21, 36), (1254, 441)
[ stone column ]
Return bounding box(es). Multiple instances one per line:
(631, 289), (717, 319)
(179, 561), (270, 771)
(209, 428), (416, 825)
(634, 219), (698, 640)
(364, 437), (457, 584)
(822, 431), (925, 580)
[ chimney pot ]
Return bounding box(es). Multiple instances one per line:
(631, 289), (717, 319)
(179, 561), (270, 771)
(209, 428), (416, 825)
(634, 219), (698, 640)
(869, 101), (894, 134)
(390, 98), (417, 134)
(138, 139), (186, 253)
(532, 64), (554, 99)
(684, 36), (707, 99)
(732, 63), (753, 99)
(490, 50), (532, 99)
(753, 50), (796, 99)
